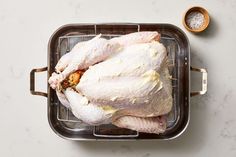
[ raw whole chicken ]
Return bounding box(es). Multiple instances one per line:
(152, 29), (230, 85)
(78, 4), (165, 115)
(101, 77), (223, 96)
(48, 31), (173, 134)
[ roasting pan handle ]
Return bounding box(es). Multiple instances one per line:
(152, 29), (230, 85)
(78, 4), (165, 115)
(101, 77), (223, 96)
(30, 67), (48, 97)
(190, 66), (208, 97)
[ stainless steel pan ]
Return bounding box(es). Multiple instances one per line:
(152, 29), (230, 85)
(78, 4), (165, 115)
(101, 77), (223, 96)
(30, 23), (207, 140)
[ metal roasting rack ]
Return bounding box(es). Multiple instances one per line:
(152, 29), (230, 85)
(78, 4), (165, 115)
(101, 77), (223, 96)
(55, 25), (179, 138)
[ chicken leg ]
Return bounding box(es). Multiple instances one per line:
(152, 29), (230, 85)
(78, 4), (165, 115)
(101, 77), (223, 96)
(64, 88), (115, 125)
(49, 35), (120, 89)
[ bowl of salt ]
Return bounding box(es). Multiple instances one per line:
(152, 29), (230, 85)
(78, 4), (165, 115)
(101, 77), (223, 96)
(183, 6), (210, 33)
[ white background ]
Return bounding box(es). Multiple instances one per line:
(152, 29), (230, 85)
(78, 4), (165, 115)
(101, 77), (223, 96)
(0, 0), (236, 156)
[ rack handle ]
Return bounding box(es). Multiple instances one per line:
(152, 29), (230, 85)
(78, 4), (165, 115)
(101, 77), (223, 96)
(30, 67), (48, 97)
(190, 66), (208, 97)
(93, 126), (139, 138)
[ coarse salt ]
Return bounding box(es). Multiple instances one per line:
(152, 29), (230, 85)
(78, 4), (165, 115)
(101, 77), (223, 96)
(186, 11), (204, 30)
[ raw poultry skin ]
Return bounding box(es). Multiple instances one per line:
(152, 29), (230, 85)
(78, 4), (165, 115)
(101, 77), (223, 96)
(49, 31), (173, 134)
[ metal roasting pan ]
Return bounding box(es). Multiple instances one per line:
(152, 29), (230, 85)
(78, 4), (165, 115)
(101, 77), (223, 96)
(30, 23), (207, 140)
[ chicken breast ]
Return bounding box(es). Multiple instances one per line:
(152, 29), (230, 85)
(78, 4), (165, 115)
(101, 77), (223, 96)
(76, 41), (170, 110)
